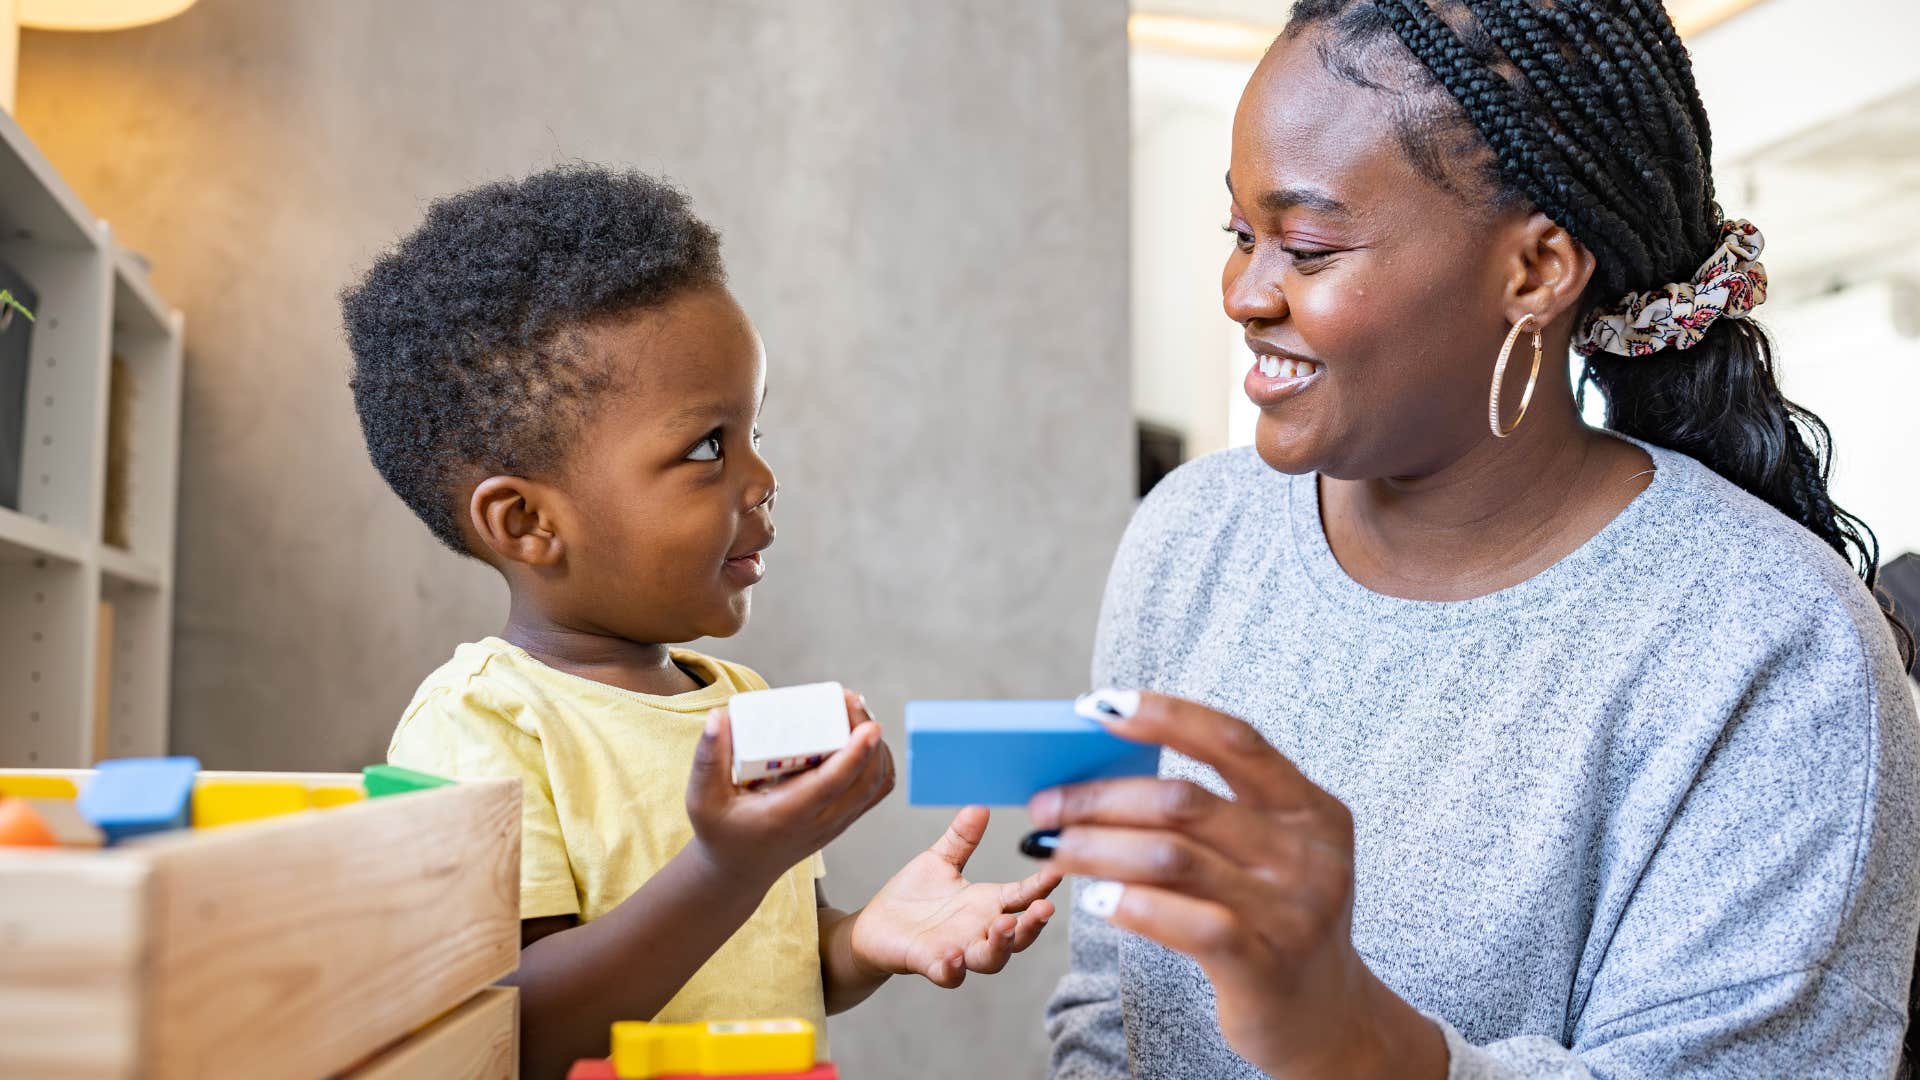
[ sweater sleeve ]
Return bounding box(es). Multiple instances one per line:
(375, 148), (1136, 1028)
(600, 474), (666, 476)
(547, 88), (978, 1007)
(1437, 595), (1920, 1078)
(1046, 890), (1136, 1079)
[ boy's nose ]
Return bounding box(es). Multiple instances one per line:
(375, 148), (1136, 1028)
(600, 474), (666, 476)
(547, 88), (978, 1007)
(749, 480), (779, 513)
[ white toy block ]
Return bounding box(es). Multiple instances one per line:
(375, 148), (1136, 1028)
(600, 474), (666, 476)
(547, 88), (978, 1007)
(729, 682), (853, 785)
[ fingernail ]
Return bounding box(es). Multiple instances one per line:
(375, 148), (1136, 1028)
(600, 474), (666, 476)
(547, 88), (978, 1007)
(1078, 879), (1125, 919)
(856, 693), (869, 713)
(1019, 828), (1061, 859)
(1029, 788), (1063, 828)
(705, 709), (722, 736)
(1074, 689), (1140, 723)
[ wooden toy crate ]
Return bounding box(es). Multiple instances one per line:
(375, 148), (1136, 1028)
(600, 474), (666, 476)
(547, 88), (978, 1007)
(0, 770), (520, 1079)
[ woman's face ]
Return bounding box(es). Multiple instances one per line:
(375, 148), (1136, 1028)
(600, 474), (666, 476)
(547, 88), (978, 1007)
(1225, 29), (1524, 481)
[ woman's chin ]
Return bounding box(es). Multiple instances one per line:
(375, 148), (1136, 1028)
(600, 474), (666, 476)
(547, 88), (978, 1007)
(1252, 417), (1324, 477)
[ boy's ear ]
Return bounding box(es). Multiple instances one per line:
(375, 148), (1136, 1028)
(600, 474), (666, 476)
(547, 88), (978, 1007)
(469, 475), (567, 567)
(1502, 210), (1596, 330)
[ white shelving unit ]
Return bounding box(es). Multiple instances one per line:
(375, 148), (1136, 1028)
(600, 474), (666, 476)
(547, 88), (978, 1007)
(0, 107), (181, 767)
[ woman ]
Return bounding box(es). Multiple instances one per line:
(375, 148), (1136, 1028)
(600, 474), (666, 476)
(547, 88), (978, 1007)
(1039, 1), (1919, 1077)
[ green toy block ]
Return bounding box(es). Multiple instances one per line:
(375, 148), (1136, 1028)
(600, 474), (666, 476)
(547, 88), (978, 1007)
(362, 764), (455, 798)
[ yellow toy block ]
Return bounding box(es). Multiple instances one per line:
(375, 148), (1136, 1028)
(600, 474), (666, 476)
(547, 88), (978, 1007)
(611, 1018), (815, 1078)
(191, 780), (311, 828)
(0, 774), (79, 799)
(309, 784), (366, 808)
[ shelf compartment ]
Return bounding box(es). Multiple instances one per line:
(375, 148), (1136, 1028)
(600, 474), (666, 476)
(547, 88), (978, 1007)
(0, 554), (97, 766)
(97, 574), (171, 760)
(0, 503), (88, 565)
(0, 109), (99, 252)
(0, 240), (110, 540)
(111, 247), (171, 344)
(102, 232), (181, 567)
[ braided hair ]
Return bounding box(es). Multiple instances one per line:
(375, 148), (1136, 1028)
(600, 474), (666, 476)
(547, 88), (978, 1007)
(1283, 0), (1918, 1064)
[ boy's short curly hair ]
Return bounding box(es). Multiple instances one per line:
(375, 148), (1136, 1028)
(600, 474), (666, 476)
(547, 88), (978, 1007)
(342, 164), (725, 554)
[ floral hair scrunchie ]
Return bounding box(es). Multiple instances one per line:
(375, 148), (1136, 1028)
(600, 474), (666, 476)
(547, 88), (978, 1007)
(1574, 219), (1769, 358)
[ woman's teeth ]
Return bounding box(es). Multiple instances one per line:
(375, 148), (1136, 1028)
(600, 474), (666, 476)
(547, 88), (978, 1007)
(1257, 356), (1319, 379)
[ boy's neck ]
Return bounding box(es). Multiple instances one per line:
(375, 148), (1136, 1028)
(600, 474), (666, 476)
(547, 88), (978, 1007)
(501, 605), (703, 698)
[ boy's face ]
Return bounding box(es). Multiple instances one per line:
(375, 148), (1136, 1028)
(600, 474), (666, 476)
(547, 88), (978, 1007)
(550, 286), (776, 643)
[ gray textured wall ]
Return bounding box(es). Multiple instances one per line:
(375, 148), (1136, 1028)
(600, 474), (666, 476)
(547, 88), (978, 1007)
(20, 2), (1131, 1075)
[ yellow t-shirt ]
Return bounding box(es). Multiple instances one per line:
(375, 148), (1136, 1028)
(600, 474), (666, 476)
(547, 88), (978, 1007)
(387, 637), (826, 1035)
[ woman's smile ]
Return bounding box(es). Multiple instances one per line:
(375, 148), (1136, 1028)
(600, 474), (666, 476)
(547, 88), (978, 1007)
(1243, 342), (1325, 408)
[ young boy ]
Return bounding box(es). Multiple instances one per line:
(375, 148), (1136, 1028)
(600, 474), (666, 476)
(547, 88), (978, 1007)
(341, 165), (1060, 1077)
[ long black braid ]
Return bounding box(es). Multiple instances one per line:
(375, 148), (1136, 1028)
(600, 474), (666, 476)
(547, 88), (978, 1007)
(1284, 0), (1918, 1066)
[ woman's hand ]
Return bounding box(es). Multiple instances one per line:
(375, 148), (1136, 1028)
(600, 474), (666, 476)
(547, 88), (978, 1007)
(848, 805), (1062, 986)
(1029, 691), (1447, 1079)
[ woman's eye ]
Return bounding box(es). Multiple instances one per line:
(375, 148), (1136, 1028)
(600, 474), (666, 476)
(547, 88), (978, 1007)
(1221, 222), (1255, 252)
(1285, 247), (1336, 268)
(686, 434), (723, 462)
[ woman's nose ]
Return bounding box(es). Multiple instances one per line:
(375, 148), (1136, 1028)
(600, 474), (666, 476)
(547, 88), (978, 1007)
(1222, 259), (1287, 326)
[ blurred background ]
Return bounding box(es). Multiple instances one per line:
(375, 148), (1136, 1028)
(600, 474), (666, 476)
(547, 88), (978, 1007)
(3, 0), (1916, 1076)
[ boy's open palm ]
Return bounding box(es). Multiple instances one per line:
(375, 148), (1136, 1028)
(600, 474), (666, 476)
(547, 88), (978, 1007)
(850, 806), (1062, 987)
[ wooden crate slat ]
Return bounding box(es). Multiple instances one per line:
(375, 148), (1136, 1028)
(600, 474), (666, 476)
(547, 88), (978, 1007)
(344, 986), (518, 1080)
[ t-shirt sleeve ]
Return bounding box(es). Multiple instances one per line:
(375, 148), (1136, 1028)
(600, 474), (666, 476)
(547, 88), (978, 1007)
(389, 689), (581, 921)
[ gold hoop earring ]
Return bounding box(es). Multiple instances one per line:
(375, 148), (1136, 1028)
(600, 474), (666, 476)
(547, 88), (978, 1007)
(1488, 314), (1543, 439)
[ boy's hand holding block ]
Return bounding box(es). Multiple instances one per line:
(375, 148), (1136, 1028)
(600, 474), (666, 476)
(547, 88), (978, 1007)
(726, 682), (853, 786)
(906, 700), (1161, 806)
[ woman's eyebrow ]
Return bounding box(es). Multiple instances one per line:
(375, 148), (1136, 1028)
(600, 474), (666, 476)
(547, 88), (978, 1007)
(1225, 172), (1349, 216)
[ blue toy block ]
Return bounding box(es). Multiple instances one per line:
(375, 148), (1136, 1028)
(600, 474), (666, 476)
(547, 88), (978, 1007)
(77, 756), (200, 844)
(906, 701), (1161, 806)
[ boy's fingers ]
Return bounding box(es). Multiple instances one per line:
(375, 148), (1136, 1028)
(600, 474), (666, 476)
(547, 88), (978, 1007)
(925, 950), (967, 989)
(929, 806), (991, 871)
(1009, 900), (1054, 952)
(686, 709), (736, 806)
(998, 864), (1064, 911)
(817, 734), (897, 828)
(754, 722), (880, 814)
(842, 688), (873, 731)
(963, 915), (1019, 974)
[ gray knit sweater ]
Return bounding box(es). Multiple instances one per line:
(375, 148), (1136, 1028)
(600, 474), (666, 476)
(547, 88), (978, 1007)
(1044, 441), (1920, 1079)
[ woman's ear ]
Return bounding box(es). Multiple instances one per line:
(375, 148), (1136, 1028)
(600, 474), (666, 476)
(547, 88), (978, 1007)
(469, 475), (567, 567)
(1503, 211), (1596, 328)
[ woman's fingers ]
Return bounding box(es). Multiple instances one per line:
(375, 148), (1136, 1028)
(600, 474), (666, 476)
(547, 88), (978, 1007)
(1097, 693), (1325, 812)
(1101, 882), (1273, 976)
(1047, 825), (1257, 908)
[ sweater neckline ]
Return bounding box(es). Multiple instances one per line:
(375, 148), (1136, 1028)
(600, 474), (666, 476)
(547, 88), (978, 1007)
(1286, 435), (1684, 629)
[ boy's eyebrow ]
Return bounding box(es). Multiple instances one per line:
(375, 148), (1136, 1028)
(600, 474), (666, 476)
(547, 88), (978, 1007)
(662, 396), (755, 431)
(1224, 172), (1349, 216)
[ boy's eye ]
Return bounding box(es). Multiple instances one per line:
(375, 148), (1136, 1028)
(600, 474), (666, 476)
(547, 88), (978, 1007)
(750, 427), (764, 449)
(686, 434), (723, 462)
